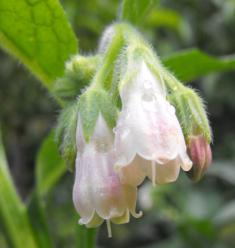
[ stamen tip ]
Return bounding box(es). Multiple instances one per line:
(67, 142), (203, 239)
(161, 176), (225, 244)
(106, 219), (112, 238)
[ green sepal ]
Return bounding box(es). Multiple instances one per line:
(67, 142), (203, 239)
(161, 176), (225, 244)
(53, 55), (100, 100)
(55, 100), (79, 172)
(79, 88), (117, 143)
(170, 86), (211, 145)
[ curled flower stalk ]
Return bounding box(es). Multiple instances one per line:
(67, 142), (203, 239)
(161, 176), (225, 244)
(73, 113), (142, 237)
(114, 61), (193, 187)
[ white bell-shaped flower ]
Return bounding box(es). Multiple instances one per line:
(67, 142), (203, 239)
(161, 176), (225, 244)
(114, 61), (192, 187)
(73, 113), (142, 237)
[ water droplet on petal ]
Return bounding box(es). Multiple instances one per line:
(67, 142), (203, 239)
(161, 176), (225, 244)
(96, 144), (109, 153)
(121, 125), (131, 137)
(126, 111), (132, 119)
(142, 94), (158, 112)
(167, 105), (175, 115)
(142, 93), (156, 102)
(143, 80), (152, 89)
(113, 127), (117, 133)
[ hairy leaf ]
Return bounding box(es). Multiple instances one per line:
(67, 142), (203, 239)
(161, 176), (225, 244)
(0, 0), (78, 91)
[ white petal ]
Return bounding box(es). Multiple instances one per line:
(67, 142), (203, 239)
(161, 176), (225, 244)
(123, 184), (142, 218)
(73, 155), (95, 225)
(111, 209), (130, 224)
(75, 114), (86, 158)
(83, 212), (104, 228)
(147, 157), (180, 185)
(117, 155), (149, 186)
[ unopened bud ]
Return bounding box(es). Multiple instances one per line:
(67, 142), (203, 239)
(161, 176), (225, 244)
(186, 134), (212, 182)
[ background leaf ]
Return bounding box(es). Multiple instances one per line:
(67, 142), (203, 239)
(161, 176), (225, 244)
(0, 0), (78, 91)
(27, 191), (53, 248)
(0, 127), (39, 248)
(162, 48), (235, 82)
(145, 7), (192, 41)
(120, 0), (159, 26)
(36, 130), (66, 197)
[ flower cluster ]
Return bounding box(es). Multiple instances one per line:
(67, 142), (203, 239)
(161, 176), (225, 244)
(54, 23), (212, 237)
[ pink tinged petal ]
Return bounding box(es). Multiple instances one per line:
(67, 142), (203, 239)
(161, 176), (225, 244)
(147, 158), (180, 185)
(92, 152), (126, 220)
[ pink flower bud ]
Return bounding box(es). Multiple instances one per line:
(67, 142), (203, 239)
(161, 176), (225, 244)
(186, 134), (212, 182)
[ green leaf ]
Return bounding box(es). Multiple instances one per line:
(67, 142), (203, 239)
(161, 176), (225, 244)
(0, 0), (78, 91)
(0, 127), (39, 248)
(27, 191), (53, 248)
(162, 48), (235, 82)
(36, 130), (67, 197)
(120, 0), (159, 26)
(146, 7), (191, 40)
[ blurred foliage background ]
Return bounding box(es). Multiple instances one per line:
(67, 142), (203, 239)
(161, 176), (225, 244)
(1, 0), (235, 247)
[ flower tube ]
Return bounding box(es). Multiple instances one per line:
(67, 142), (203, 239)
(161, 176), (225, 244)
(114, 61), (192, 187)
(73, 112), (142, 237)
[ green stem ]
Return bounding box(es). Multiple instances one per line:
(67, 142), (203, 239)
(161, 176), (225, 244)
(0, 128), (39, 248)
(91, 24), (126, 89)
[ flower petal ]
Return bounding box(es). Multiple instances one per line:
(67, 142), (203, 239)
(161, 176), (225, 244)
(123, 184), (142, 218)
(147, 158), (180, 185)
(118, 155), (149, 186)
(73, 156), (95, 225)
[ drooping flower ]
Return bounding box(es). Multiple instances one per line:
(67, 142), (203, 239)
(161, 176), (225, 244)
(185, 134), (212, 182)
(113, 61), (193, 187)
(73, 112), (142, 237)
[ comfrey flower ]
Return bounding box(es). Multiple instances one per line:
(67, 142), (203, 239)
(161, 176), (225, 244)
(114, 61), (193, 187)
(73, 112), (142, 237)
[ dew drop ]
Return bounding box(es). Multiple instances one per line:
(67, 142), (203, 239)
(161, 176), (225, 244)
(142, 93), (156, 102)
(96, 144), (109, 153)
(167, 105), (175, 115)
(126, 111), (132, 119)
(113, 127), (117, 133)
(121, 125), (131, 137)
(142, 94), (158, 112)
(143, 80), (152, 89)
